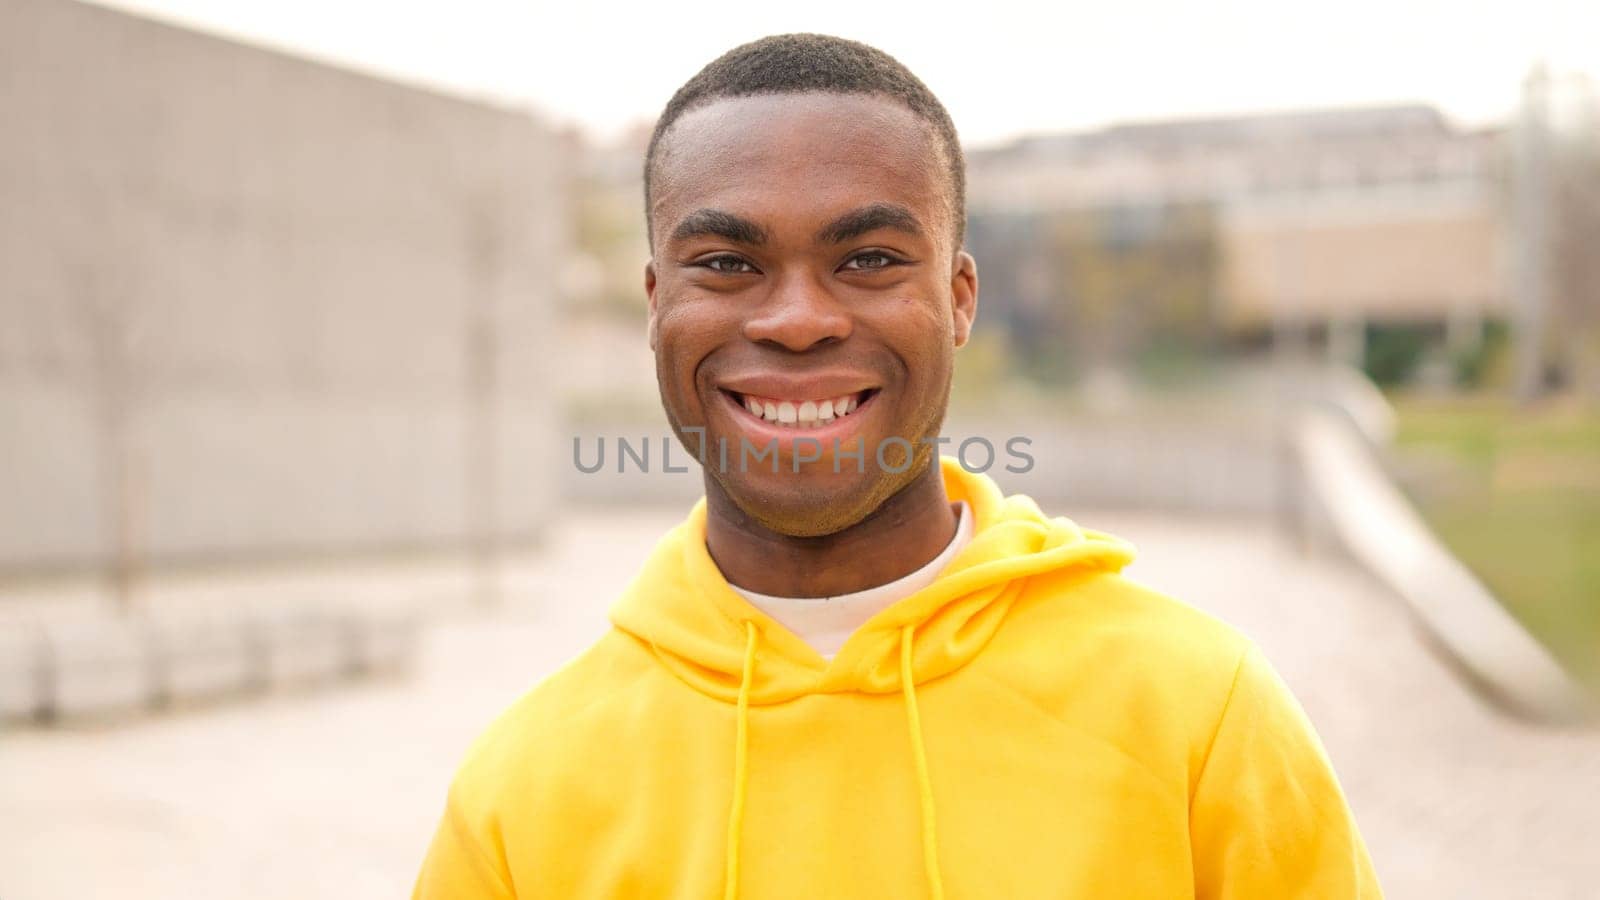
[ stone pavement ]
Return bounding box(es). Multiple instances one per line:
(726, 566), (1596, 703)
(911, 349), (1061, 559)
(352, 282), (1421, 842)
(1, 507), (1597, 899)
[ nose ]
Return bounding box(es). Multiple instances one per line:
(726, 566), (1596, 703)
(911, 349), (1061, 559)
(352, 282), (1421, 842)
(741, 269), (853, 352)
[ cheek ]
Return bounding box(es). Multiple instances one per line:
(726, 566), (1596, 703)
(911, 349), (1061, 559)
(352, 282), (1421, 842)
(654, 298), (733, 398)
(873, 294), (955, 375)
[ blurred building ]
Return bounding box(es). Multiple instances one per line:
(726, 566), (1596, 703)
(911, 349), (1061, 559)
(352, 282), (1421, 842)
(1509, 66), (1600, 399)
(967, 105), (1506, 376)
(0, 0), (563, 575)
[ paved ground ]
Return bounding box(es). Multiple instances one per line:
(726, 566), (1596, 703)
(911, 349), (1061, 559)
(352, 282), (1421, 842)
(2, 507), (1597, 899)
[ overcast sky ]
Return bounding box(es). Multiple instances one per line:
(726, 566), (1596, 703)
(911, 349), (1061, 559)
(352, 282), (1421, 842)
(92, 0), (1599, 147)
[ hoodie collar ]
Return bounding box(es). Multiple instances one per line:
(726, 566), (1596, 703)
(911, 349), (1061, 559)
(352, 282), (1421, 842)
(608, 457), (1136, 705)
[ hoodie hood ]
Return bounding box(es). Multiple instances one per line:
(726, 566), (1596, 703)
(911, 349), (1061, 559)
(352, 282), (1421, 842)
(609, 457), (1136, 705)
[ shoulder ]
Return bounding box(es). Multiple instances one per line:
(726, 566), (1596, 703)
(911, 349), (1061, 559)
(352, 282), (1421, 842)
(981, 568), (1259, 770)
(1009, 567), (1254, 681)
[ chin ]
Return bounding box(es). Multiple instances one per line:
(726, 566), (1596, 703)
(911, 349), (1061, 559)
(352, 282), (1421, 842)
(708, 446), (932, 539)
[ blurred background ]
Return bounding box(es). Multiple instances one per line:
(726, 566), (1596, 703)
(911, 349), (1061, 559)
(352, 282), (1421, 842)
(1, 0), (1596, 897)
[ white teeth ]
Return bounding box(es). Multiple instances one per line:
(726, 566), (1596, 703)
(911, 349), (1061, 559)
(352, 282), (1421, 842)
(739, 393), (865, 426)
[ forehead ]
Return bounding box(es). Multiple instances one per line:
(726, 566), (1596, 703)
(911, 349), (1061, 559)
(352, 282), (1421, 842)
(651, 93), (948, 242)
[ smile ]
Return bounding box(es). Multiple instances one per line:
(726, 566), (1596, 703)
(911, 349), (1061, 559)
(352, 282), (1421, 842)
(725, 389), (877, 428)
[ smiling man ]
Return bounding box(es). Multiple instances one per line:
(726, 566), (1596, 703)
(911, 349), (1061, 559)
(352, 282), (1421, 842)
(414, 34), (1381, 899)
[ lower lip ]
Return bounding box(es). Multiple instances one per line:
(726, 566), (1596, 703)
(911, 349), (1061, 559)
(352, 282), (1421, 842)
(716, 390), (878, 458)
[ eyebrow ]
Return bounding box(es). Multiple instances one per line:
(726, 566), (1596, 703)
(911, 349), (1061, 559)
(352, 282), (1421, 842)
(816, 203), (924, 244)
(668, 209), (768, 246)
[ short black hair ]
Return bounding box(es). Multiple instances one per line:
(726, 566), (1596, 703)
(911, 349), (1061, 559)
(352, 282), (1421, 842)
(644, 33), (966, 248)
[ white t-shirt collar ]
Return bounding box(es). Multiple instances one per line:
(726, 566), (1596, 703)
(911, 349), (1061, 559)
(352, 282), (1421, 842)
(727, 501), (974, 660)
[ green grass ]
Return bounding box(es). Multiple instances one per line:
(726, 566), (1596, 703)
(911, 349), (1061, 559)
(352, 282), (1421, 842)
(1390, 395), (1600, 689)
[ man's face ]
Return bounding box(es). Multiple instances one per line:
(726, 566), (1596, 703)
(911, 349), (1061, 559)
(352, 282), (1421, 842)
(646, 92), (977, 537)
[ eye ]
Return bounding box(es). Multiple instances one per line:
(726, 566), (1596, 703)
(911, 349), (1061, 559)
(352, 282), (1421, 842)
(842, 251), (897, 272)
(701, 255), (757, 275)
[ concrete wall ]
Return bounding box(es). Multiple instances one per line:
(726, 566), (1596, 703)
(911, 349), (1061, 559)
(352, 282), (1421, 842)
(0, 0), (562, 571)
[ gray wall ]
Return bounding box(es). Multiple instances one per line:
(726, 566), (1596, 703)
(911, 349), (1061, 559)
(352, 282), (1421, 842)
(0, 0), (562, 571)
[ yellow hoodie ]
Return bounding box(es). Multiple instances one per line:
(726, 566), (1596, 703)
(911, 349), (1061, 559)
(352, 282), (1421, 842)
(414, 458), (1381, 898)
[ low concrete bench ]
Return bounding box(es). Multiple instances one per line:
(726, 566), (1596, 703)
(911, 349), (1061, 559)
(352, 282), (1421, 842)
(341, 609), (418, 678)
(0, 625), (46, 721)
(146, 614), (257, 707)
(0, 606), (421, 727)
(248, 611), (349, 691)
(43, 619), (153, 722)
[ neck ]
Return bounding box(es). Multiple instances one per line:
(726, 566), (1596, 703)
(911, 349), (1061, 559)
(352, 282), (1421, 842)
(704, 463), (959, 598)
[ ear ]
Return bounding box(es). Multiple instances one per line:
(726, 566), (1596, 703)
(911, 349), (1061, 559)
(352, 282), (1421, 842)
(645, 260), (659, 351)
(950, 250), (978, 348)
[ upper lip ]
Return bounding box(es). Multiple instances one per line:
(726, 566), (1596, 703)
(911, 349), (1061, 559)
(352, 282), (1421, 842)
(717, 372), (880, 401)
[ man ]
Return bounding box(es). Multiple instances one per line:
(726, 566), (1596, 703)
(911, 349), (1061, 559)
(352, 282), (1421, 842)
(414, 34), (1381, 899)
